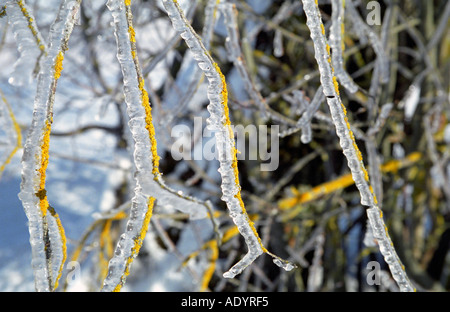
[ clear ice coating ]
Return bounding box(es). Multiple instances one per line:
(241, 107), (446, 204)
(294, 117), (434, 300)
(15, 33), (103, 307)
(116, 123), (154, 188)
(103, 0), (211, 292)
(301, 0), (415, 292)
(302, 0), (375, 209)
(17, 0), (81, 292)
(221, 1), (287, 124)
(366, 207), (416, 292)
(329, 0), (358, 93)
(162, 0), (220, 127)
(5, 0), (47, 86)
(163, 0), (278, 278)
(273, 258), (295, 271)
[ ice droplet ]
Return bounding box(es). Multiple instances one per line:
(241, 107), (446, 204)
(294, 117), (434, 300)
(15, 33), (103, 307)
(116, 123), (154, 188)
(273, 258), (296, 271)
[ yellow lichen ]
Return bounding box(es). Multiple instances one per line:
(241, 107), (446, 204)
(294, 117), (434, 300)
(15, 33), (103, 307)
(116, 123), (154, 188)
(138, 79), (160, 176)
(200, 240), (218, 291)
(213, 62), (266, 253)
(37, 119), (52, 216)
(279, 152), (422, 211)
(113, 197), (155, 292)
(54, 52), (64, 81)
(128, 26), (136, 43)
(17, 0), (46, 54)
(48, 205), (67, 290)
(332, 76), (340, 96)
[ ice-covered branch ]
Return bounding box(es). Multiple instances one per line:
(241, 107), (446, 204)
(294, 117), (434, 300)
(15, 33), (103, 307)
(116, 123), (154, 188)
(220, 1), (297, 126)
(162, 0), (218, 127)
(5, 0), (47, 86)
(102, 0), (212, 291)
(301, 0), (415, 292)
(18, 0), (81, 292)
(329, 0), (358, 93)
(163, 0), (295, 279)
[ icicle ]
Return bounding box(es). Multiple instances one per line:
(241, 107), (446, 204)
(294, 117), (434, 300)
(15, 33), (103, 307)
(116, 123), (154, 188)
(306, 232), (324, 292)
(5, 0), (47, 86)
(399, 71), (428, 123)
(102, 0), (211, 291)
(17, 0), (81, 292)
(301, 0), (415, 292)
(329, 0), (358, 93)
(163, 0), (295, 279)
(273, 29), (284, 57)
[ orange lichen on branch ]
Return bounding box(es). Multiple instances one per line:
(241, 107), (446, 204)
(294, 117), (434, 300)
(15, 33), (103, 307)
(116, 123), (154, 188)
(213, 62), (267, 253)
(138, 79), (160, 176)
(17, 0), (46, 52)
(98, 220), (114, 282)
(279, 152), (422, 210)
(113, 197), (155, 292)
(125, 2), (160, 176)
(200, 240), (218, 291)
(54, 52), (64, 80)
(65, 210), (127, 290)
(48, 205), (67, 290)
(182, 214), (260, 290)
(37, 119), (52, 216)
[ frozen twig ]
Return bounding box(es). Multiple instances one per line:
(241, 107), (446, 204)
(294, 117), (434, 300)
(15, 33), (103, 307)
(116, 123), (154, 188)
(301, 0), (415, 292)
(5, 0), (47, 86)
(329, 0), (358, 93)
(102, 0), (212, 291)
(163, 0), (295, 279)
(18, 0), (81, 292)
(221, 1), (297, 126)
